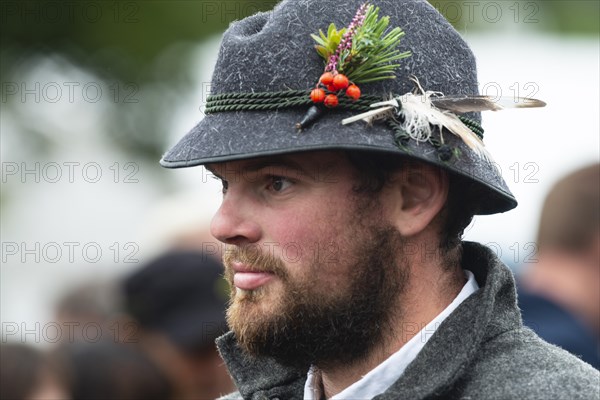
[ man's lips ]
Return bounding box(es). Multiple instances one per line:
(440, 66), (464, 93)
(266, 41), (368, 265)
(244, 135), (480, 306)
(231, 262), (275, 290)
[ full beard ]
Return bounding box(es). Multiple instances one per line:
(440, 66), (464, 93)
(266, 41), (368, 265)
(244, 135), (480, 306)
(223, 224), (407, 370)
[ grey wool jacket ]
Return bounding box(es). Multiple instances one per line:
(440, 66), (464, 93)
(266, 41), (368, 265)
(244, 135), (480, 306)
(216, 242), (600, 400)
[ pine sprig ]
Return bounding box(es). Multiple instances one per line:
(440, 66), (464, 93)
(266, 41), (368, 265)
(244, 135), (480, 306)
(311, 4), (411, 84)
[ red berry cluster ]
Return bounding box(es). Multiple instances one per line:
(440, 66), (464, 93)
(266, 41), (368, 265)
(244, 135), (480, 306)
(310, 72), (361, 108)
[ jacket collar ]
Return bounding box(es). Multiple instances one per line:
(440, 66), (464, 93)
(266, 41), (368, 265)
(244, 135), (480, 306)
(376, 241), (522, 399)
(217, 241), (522, 399)
(216, 333), (307, 399)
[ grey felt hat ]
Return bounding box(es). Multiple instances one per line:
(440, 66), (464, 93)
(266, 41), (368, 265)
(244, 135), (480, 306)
(161, 0), (517, 215)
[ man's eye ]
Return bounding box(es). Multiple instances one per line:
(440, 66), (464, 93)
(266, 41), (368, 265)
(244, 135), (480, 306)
(269, 176), (292, 192)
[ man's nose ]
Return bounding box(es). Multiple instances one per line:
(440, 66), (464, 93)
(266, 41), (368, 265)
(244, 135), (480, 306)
(210, 194), (261, 246)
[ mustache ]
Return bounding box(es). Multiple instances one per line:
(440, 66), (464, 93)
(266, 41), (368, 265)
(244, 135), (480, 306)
(223, 245), (289, 278)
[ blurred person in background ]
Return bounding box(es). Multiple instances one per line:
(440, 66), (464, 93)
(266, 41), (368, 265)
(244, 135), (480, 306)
(0, 343), (68, 400)
(51, 339), (172, 400)
(518, 163), (600, 369)
(54, 281), (127, 345)
(122, 250), (234, 400)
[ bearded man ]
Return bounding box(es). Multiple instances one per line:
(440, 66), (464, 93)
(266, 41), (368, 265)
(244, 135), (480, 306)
(160, 0), (600, 398)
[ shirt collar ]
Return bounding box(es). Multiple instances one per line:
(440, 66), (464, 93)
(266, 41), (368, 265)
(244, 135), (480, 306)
(304, 269), (479, 399)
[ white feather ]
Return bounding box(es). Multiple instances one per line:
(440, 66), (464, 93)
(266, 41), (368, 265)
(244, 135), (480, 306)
(398, 93), (493, 161)
(343, 90), (494, 161)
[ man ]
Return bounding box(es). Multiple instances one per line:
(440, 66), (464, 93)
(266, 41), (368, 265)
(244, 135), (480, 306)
(161, 0), (600, 398)
(518, 164), (600, 369)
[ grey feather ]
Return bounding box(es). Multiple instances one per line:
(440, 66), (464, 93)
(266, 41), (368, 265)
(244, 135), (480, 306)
(432, 95), (546, 114)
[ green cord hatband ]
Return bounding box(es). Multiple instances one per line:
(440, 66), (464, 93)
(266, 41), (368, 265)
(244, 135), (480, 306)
(204, 90), (485, 140)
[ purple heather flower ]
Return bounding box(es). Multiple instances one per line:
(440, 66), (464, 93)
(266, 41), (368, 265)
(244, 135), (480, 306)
(325, 2), (369, 73)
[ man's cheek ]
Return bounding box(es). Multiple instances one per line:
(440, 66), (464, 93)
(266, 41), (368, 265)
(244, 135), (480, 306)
(267, 219), (312, 257)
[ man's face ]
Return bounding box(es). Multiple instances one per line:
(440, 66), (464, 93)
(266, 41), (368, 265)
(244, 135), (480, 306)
(209, 151), (407, 368)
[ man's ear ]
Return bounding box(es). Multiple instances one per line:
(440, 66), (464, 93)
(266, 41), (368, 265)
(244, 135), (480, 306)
(384, 162), (449, 236)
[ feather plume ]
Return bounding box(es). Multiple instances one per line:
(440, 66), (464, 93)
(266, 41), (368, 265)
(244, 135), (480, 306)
(398, 93), (492, 160)
(343, 91), (493, 160)
(431, 95), (546, 114)
(343, 77), (546, 161)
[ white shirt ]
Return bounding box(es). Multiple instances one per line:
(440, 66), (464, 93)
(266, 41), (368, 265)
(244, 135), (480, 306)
(303, 270), (479, 400)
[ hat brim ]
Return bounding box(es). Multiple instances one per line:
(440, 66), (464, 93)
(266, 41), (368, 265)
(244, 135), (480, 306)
(160, 107), (516, 215)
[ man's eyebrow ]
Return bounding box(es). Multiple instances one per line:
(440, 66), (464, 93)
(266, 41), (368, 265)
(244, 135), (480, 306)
(207, 157), (312, 180)
(204, 157), (314, 181)
(242, 158), (310, 177)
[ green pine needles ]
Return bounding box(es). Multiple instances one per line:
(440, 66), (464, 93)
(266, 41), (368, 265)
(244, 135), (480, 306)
(311, 3), (411, 84)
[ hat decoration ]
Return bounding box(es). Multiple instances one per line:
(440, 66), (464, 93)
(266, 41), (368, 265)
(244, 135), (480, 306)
(297, 2), (411, 129)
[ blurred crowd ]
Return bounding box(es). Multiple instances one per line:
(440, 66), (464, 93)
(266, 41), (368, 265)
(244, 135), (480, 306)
(1, 163), (598, 399)
(2, 241), (235, 399)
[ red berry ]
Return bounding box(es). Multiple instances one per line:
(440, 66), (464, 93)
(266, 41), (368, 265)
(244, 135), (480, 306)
(319, 72), (335, 86)
(333, 74), (349, 90)
(324, 94), (339, 108)
(346, 84), (361, 100)
(326, 84), (337, 93)
(310, 88), (326, 103)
